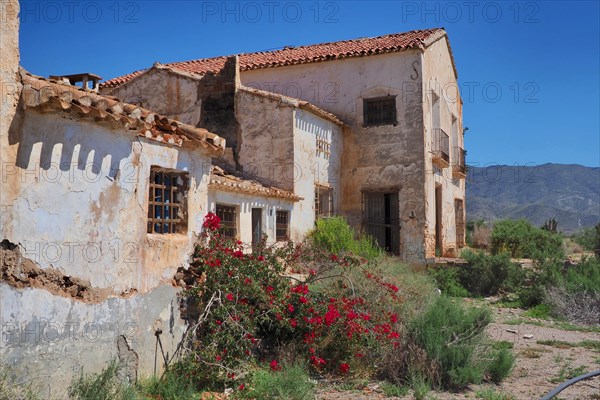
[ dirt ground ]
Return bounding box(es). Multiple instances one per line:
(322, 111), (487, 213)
(317, 306), (600, 400)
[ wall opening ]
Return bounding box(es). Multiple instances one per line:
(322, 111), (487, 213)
(147, 167), (189, 234)
(251, 208), (263, 250)
(362, 191), (400, 255)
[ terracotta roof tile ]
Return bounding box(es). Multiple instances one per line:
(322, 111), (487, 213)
(20, 68), (225, 154)
(101, 28), (445, 89)
(209, 166), (302, 201)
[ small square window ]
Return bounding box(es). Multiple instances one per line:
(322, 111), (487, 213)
(216, 204), (238, 239)
(363, 96), (397, 126)
(147, 167), (189, 234)
(276, 211), (290, 241)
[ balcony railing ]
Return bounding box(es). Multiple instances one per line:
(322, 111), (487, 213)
(453, 147), (467, 178)
(432, 128), (450, 168)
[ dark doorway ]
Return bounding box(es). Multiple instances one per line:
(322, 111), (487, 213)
(251, 208), (262, 250)
(363, 191), (400, 254)
(435, 185), (443, 256)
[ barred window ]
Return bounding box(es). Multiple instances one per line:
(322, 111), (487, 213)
(216, 204), (237, 239)
(363, 96), (397, 126)
(315, 186), (334, 218)
(147, 167), (189, 234)
(276, 211), (290, 241)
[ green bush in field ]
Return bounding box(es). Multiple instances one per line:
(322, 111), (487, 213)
(571, 225), (599, 252)
(68, 361), (138, 400)
(490, 219), (563, 260)
(428, 267), (469, 297)
(408, 296), (513, 390)
(459, 250), (519, 296)
(240, 364), (315, 400)
(308, 216), (382, 260)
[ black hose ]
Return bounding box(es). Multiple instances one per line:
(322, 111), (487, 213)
(541, 369), (600, 399)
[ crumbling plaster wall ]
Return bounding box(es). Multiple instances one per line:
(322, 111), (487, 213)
(242, 51), (428, 263)
(207, 190), (296, 243)
(2, 111), (212, 293)
(235, 90), (296, 192)
(104, 68), (202, 127)
(1, 281), (184, 397)
(421, 38), (466, 258)
(0, 2), (194, 393)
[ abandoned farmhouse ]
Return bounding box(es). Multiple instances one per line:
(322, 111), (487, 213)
(0, 0), (465, 394)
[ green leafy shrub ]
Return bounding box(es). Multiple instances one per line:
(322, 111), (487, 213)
(308, 216), (382, 260)
(459, 250), (519, 297)
(428, 267), (469, 297)
(573, 223), (600, 255)
(486, 347), (515, 384)
(408, 296), (512, 390)
(240, 364), (314, 400)
(490, 219), (563, 260)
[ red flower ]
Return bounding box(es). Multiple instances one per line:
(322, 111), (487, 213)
(270, 360), (281, 371)
(308, 269), (317, 276)
(289, 318), (298, 328)
(266, 286), (274, 293)
(299, 296), (308, 304)
(330, 254), (339, 261)
(291, 284), (309, 295)
(339, 363), (350, 374)
(257, 255), (265, 261)
(226, 293), (234, 301)
(215, 320), (222, 325)
(390, 313), (398, 323)
(233, 250), (244, 258)
(215, 355), (222, 361)
(287, 304), (295, 313)
(239, 384), (245, 390)
(202, 213), (221, 230)
(244, 278), (252, 285)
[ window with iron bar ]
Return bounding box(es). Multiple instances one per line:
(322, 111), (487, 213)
(363, 96), (397, 126)
(147, 167), (189, 234)
(315, 186), (334, 218)
(276, 211), (290, 241)
(216, 204), (238, 239)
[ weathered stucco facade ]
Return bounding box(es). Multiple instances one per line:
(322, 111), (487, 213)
(0, 6), (231, 392)
(241, 37), (465, 261)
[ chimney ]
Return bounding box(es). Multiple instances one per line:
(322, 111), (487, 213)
(49, 73), (104, 92)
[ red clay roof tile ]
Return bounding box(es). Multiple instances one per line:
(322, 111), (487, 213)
(101, 28), (445, 89)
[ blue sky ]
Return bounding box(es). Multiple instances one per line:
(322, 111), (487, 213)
(17, 0), (600, 167)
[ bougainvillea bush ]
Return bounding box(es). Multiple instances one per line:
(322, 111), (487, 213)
(172, 213), (512, 394)
(173, 213), (416, 391)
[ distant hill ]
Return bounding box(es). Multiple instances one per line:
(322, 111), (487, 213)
(466, 164), (600, 233)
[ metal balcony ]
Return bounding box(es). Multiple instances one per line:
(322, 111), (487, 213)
(452, 147), (467, 178)
(432, 128), (450, 168)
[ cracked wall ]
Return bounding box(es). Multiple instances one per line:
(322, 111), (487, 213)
(2, 110), (211, 293)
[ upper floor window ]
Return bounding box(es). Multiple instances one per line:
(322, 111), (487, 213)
(216, 204), (238, 239)
(147, 167), (189, 234)
(363, 96), (397, 126)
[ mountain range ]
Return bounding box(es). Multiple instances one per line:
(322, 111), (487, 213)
(466, 163), (600, 233)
